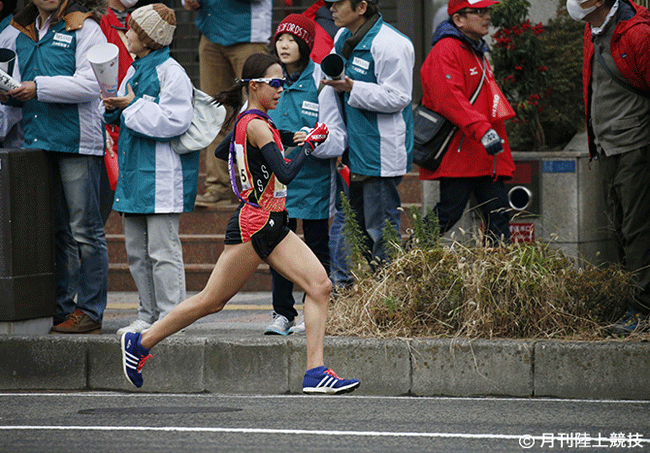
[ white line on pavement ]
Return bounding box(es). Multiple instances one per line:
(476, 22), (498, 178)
(0, 425), (528, 440)
(1, 426), (648, 445)
(0, 393), (648, 405)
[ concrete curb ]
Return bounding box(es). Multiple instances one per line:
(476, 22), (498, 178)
(1, 335), (648, 399)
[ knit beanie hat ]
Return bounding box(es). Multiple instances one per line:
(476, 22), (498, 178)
(128, 4), (176, 50)
(274, 14), (316, 52)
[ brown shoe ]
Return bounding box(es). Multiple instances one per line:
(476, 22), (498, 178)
(50, 309), (101, 334)
(194, 191), (231, 207)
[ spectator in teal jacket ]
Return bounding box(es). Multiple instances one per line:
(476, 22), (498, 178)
(102, 4), (197, 335)
(0, 0), (108, 333)
(264, 14), (347, 336)
(184, 0), (272, 207)
(321, 0), (414, 265)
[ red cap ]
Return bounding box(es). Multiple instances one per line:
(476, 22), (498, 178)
(448, 0), (499, 16)
(274, 14), (316, 52)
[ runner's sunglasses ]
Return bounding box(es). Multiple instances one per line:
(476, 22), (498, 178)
(241, 78), (286, 88)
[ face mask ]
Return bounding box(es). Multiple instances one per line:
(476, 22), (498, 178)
(566, 0), (598, 21)
(120, 0), (138, 8)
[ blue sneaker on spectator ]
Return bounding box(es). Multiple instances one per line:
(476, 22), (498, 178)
(609, 307), (650, 336)
(121, 332), (152, 388)
(302, 366), (360, 394)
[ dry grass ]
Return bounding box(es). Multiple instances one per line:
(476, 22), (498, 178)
(326, 205), (648, 341)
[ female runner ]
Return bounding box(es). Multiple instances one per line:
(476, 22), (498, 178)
(121, 53), (360, 395)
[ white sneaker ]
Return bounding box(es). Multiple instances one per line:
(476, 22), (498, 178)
(116, 319), (152, 335)
(289, 320), (305, 335)
(264, 313), (294, 335)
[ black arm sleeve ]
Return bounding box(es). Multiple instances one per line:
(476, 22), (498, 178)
(215, 130), (296, 161)
(279, 130), (297, 147)
(260, 141), (311, 185)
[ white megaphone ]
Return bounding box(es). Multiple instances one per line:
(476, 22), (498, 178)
(321, 54), (345, 80)
(0, 48), (19, 92)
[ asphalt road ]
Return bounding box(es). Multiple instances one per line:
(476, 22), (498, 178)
(1, 392), (648, 453)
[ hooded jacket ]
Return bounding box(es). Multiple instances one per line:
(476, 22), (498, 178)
(582, 0), (650, 158)
(419, 20), (515, 180)
(0, 0), (106, 155)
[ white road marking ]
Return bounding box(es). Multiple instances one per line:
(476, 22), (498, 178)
(0, 393), (648, 405)
(0, 426), (648, 445)
(0, 425), (528, 440)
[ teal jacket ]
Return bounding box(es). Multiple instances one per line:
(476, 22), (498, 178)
(333, 14), (414, 177)
(104, 48), (198, 214)
(269, 60), (337, 220)
(195, 0), (271, 46)
(0, 14), (105, 155)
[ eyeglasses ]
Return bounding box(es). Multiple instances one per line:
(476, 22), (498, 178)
(457, 7), (491, 17)
(242, 78), (286, 88)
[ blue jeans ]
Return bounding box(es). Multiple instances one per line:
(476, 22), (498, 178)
(329, 208), (353, 288)
(348, 175), (402, 264)
(50, 153), (108, 323)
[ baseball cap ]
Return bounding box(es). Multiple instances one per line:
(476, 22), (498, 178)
(324, 0), (378, 4)
(448, 0), (499, 16)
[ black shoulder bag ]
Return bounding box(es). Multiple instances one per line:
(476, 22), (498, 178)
(413, 57), (487, 172)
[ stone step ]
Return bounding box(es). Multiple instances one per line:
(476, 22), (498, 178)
(108, 262), (272, 292)
(107, 233), (224, 264)
(105, 206), (237, 235)
(106, 203), (418, 264)
(105, 160), (422, 292)
(106, 202), (418, 292)
(194, 168), (423, 204)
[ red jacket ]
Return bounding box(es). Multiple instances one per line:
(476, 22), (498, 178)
(302, 0), (334, 64)
(100, 8), (133, 84)
(100, 8), (134, 152)
(582, 0), (650, 158)
(419, 33), (515, 180)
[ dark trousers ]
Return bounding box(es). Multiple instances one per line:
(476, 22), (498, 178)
(270, 218), (330, 321)
(597, 145), (650, 314)
(434, 176), (511, 243)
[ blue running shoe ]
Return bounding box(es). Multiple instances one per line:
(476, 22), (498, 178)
(121, 332), (152, 388)
(302, 366), (360, 394)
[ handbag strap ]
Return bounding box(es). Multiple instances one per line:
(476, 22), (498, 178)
(593, 45), (650, 100)
(469, 55), (488, 105)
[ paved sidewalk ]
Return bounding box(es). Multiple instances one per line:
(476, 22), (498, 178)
(104, 291), (297, 338)
(1, 292), (649, 400)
